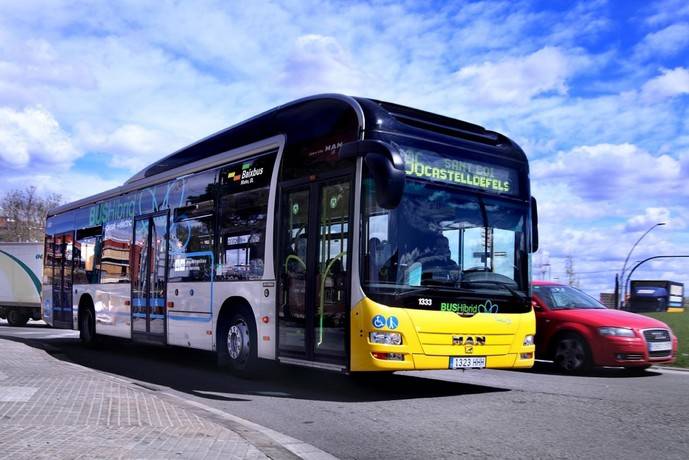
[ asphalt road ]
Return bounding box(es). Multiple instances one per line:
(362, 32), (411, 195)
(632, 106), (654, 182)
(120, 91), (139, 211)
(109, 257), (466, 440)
(2, 321), (688, 459)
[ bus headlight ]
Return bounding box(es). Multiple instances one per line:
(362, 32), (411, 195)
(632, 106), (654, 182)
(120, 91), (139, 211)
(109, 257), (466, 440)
(369, 332), (402, 345)
(599, 327), (635, 337)
(523, 335), (535, 346)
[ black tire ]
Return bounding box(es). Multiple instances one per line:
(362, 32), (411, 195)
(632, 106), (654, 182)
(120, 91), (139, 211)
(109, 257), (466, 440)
(552, 332), (592, 374)
(218, 309), (258, 377)
(79, 307), (97, 346)
(7, 309), (29, 327)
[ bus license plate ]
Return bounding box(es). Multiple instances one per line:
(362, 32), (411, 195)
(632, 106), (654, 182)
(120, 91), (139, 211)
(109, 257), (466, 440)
(648, 341), (672, 352)
(450, 356), (486, 369)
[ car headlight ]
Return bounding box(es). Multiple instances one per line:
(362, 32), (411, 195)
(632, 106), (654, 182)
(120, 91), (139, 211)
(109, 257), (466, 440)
(369, 331), (402, 345)
(598, 327), (635, 337)
(523, 335), (535, 346)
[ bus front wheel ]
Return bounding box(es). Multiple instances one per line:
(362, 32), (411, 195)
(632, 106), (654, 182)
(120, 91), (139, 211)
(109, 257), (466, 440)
(218, 310), (258, 377)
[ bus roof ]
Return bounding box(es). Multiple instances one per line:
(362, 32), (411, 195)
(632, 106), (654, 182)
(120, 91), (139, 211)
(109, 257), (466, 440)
(49, 93), (526, 217)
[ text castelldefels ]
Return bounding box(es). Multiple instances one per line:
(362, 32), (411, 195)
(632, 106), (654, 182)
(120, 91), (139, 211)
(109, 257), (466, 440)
(402, 149), (516, 194)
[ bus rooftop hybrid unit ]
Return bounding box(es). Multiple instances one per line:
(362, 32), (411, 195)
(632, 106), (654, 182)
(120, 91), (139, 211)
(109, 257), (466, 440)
(0, 242), (43, 326)
(44, 94), (539, 375)
(628, 280), (685, 313)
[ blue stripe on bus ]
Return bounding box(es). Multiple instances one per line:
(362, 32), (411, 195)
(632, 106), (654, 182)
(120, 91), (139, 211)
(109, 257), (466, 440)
(132, 298), (166, 307)
(168, 314), (212, 323)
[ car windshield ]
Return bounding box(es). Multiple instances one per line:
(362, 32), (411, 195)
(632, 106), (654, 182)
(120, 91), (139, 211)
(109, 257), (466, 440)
(362, 176), (529, 302)
(533, 285), (606, 310)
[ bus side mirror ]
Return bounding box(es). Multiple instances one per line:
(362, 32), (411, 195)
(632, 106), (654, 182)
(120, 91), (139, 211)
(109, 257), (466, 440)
(530, 196), (539, 253)
(339, 140), (405, 209)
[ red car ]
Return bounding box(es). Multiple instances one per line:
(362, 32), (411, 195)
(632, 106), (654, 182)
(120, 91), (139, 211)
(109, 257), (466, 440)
(532, 281), (678, 373)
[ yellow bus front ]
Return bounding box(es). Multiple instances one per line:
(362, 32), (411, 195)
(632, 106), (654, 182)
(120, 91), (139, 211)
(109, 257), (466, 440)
(351, 298), (535, 371)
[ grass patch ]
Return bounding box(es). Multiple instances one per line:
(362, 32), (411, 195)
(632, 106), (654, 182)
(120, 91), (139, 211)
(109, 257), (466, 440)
(643, 310), (689, 368)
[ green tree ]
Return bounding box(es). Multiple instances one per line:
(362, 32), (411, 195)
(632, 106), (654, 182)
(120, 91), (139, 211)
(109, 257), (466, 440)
(0, 187), (62, 242)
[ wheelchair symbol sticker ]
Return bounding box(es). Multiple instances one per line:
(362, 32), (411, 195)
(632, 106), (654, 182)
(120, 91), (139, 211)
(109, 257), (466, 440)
(372, 315), (386, 329)
(386, 316), (399, 329)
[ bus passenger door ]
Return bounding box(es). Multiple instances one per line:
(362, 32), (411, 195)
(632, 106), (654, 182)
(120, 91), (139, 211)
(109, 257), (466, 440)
(131, 212), (169, 343)
(52, 231), (74, 328)
(278, 177), (352, 368)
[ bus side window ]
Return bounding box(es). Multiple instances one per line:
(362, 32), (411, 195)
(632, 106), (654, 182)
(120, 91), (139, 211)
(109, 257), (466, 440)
(101, 221), (132, 284)
(217, 188), (269, 281)
(75, 226), (103, 285)
(169, 200), (215, 282)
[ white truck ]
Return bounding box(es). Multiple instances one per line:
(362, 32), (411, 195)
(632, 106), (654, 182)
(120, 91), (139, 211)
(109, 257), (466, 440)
(0, 242), (43, 326)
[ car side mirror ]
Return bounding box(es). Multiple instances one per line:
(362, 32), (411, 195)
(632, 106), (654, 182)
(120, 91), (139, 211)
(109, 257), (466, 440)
(339, 140), (406, 209)
(532, 299), (544, 312)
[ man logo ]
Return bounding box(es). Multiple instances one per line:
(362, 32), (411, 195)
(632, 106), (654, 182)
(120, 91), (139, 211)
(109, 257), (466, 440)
(452, 336), (486, 346)
(465, 345), (474, 354)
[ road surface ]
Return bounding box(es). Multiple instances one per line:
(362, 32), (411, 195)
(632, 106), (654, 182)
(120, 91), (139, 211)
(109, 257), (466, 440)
(2, 321), (687, 459)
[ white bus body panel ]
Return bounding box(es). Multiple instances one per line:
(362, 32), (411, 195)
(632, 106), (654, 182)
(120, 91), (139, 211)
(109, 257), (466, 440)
(167, 281), (276, 358)
(74, 284), (132, 338)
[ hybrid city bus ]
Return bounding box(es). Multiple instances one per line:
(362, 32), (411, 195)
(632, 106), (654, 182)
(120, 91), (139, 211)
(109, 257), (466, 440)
(43, 94), (538, 374)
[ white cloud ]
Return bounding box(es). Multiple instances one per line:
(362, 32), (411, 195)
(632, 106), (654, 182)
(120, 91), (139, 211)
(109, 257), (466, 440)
(75, 123), (174, 172)
(279, 34), (364, 96)
(452, 47), (574, 105)
(0, 105), (79, 169)
(625, 208), (686, 232)
(532, 143), (683, 201)
(0, 169), (124, 203)
(640, 67), (689, 102)
(646, 0), (689, 26)
(634, 23), (689, 60)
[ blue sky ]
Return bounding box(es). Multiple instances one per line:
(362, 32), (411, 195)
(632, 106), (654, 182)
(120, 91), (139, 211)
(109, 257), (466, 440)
(1, 0), (688, 296)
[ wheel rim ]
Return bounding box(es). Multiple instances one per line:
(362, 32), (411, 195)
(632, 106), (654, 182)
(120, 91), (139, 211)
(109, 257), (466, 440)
(554, 338), (585, 371)
(227, 319), (250, 364)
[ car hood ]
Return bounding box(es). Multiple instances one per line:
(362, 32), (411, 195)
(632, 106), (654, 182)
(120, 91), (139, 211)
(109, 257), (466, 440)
(551, 308), (670, 330)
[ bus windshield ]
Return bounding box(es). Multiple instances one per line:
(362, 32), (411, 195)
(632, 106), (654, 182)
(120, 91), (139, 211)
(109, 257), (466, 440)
(363, 159), (529, 311)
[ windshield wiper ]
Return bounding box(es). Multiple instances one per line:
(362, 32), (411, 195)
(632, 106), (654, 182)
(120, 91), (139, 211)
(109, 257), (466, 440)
(460, 279), (528, 304)
(393, 285), (475, 297)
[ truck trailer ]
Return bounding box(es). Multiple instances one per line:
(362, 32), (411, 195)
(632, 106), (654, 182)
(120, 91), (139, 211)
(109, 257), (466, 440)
(0, 242), (43, 326)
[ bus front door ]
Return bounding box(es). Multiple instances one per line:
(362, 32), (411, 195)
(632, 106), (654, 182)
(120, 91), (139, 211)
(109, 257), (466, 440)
(278, 178), (351, 368)
(131, 213), (169, 343)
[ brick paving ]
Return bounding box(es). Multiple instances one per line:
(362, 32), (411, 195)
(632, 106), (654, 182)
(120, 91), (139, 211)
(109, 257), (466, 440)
(0, 338), (271, 459)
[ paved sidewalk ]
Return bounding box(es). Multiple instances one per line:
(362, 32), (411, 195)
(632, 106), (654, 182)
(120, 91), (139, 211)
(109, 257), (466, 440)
(0, 338), (283, 459)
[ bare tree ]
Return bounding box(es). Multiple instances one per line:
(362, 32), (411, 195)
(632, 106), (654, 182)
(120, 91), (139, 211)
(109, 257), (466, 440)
(0, 187), (62, 242)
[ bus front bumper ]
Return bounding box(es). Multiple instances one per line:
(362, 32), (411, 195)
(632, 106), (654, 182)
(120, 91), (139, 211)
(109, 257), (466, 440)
(350, 298), (535, 372)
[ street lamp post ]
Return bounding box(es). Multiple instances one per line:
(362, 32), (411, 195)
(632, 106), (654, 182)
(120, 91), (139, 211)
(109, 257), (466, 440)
(617, 222), (666, 308)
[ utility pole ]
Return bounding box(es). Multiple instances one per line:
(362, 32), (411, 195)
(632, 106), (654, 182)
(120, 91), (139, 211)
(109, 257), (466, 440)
(565, 256), (576, 287)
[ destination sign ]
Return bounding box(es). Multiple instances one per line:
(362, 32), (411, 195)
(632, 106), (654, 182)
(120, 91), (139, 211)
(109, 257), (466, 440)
(401, 147), (520, 196)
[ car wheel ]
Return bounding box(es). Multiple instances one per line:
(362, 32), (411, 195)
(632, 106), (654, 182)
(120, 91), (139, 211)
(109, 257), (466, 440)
(553, 333), (592, 374)
(218, 310), (258, 377)
(7, 309), (29, 327)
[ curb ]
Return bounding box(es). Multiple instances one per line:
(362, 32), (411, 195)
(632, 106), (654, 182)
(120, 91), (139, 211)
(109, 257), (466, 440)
(653, 365), (689, 373)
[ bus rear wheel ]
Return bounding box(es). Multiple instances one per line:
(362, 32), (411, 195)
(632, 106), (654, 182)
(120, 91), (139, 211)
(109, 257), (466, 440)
(218, 310), (258, 377)
(7, 309), (29, 327)
(79, 307), (97, 346)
